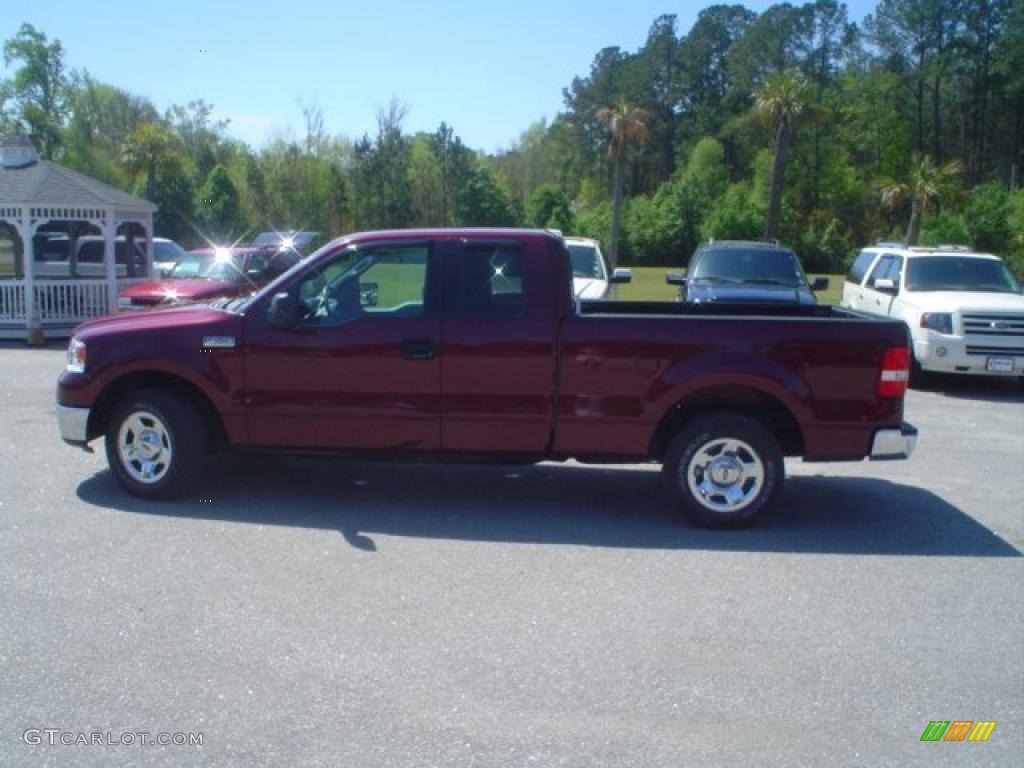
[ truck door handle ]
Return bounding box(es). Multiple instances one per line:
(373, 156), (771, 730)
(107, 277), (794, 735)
(402, 338), (435, 360)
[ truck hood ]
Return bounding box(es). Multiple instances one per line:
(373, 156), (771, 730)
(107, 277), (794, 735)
(120, 278), (243, 303)
(900, 291), (1024, 314)
(74, 305), (234, 341)
(688, 282), (817, 306)
(574, 277), (609, 300)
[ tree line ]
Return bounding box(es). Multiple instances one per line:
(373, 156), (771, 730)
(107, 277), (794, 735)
(2, 1), (1023, 275)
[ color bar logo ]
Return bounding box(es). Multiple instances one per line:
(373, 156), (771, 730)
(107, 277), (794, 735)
(920, 721), (996, 742)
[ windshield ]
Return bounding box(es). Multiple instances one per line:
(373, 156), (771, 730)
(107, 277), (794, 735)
(167, 253), (251, 282)
(905, 256), (1021, 293)
(567, 243), (606, 279)
(690, 248), (807, 287)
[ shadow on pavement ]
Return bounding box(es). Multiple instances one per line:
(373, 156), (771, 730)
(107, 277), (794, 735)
(76, 455), (1021, 557)
(912, 371), (1023, 403)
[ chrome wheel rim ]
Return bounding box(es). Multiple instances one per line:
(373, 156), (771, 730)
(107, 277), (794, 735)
(685, 437), (765, 514)
(117, 410), (173, 484)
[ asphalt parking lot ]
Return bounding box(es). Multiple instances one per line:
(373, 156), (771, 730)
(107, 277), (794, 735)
(1, 345), (1021, 767)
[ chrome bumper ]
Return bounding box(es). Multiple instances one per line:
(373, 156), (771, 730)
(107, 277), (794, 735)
(57, 404), (91, 446)
(869, 422), (918, 460)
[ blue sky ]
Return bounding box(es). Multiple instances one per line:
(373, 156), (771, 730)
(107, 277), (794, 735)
(10, 0), (877, 153)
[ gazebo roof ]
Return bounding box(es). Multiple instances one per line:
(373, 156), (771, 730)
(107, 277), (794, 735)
(0, 159), (157, 211)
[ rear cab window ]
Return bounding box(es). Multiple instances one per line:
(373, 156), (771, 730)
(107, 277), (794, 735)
(448, 241), (527, 319)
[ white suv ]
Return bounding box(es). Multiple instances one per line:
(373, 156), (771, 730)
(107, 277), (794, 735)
(842, 244), (1024, 378)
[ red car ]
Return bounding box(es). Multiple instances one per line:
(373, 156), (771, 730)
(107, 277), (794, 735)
(118, 246), (299, 309)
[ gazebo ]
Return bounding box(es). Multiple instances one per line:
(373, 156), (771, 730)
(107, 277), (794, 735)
(0, 134), (157, 341)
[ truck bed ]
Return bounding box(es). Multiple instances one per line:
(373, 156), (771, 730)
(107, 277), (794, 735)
(578, 299), (865, 320)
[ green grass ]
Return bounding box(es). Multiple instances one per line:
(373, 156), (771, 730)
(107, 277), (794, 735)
(617, 267), (845, 305)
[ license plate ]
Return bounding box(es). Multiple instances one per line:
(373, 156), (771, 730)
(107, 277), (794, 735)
(986, 357), (1014, 373)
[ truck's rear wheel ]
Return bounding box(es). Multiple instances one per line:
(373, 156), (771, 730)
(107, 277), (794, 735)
(663, 414), (783, 528)
(105, 389), (208, 499)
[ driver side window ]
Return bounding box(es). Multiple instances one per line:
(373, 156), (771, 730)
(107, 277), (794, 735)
(296, 244), (429, 327)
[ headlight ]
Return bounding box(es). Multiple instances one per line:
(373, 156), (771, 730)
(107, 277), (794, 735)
(117, 297), (133, 308)
(920, 312), (953, 334)
(66, 338), (86, 373)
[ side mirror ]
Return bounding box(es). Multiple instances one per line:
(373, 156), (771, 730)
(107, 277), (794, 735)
(666, 272), (687, 286)
(874, 278), (897, 293)
(268, 291), (297, 329)
(811, 277), (829, 291)
(610, 268), (632, 284)
(360, 281), (380, 307)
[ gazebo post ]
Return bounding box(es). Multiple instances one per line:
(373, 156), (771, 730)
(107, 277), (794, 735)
(22, 212), (37, 340)
(103, 219), (117, 315)
(145, 219), (154, 278)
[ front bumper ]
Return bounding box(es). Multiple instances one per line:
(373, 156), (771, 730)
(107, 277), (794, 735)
(914, 332), (1023, 376)
(57, 404), (91, 447)
(869, 422), (918, 460)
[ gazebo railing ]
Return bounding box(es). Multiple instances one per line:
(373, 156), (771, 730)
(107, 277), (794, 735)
(0, 281), (26, 321)
(0, 278), (153, 325)
(34, 280), (109, 321)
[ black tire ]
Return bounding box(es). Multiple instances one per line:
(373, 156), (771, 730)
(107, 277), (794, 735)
(662, 413), (784, 529)
(104, 389), (208, 499)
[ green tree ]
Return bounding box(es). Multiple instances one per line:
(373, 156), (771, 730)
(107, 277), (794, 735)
(195, 165), (242, 241)
(456, 162), (519, 227)
(754, 69), (810, 240)
(624, 174), (707, 266)
(676, 5), (756, 142)
(597, 102), (651, 267)
(880, 153), (962, 246)
(426, 122), (474, 225)
(63, 73), (158, 185)
(526, 183), (573, 231)
(1, 23), (68, 158)
(122, 121), (196, 240)
(686, 137), (728, 199)
(702, 182), (764, 241)
(964, 182), (1011, 253)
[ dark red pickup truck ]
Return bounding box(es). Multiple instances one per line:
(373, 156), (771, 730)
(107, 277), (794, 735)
(57, 228), (916, 527)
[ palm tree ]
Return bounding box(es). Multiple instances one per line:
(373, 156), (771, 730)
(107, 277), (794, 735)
(754, 70), (810, 241)
(597, 103), (650, 268)
(880, 154), (963, 246)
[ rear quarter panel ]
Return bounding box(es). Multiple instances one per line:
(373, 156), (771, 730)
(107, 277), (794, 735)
(554, 312), (908, 460)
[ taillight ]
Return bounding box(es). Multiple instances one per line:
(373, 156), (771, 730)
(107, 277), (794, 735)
(878, 346), (910, 397)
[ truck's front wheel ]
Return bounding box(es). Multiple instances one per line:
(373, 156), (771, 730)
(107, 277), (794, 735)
(663, 414), (783, 528)
(105, 390), (208, 499)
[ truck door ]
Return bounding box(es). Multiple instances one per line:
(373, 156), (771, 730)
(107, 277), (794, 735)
(242, 241), (442, 450)
(439, 238), (559, 454)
